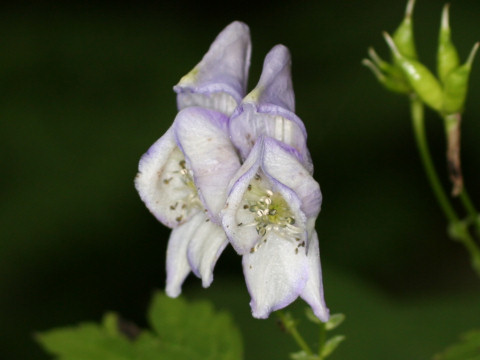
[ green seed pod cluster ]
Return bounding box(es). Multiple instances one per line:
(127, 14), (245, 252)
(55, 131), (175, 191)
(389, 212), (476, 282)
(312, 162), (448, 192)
(363, 0), (478, 116)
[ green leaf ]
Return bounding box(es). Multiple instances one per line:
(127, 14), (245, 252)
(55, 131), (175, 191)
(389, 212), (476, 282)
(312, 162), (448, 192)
(36, 292), (243, 360)
(102, 312), (121, 337)
(35, 313), (135, 360)
(325, 314), (346, 331)
(321, 335), (346, 358)
(289, 350), (318, 360)
(148, 292), (243, 360)
(305, 308), (322, 324)
(433, 329), (480, 360)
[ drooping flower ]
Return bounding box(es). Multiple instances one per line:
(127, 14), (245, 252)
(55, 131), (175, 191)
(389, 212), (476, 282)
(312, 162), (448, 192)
(174, 21), (251, 116)
(135, 21), (250, 297)
(136, 20), (328, 322)
(229, 44), (313, 173)
(222, 136), (329, 321)
(136, 106), (241, 297)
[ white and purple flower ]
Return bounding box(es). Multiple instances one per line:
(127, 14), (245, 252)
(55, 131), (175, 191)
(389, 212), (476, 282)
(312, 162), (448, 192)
(136, 21), (329, 321)
(135, 21), (250, 296)
(135, 107), (241, 297)
(222, 136), (328, 321)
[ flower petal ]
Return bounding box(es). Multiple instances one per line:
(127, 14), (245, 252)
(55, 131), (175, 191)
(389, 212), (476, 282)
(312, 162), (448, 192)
(300, 231), (329, 322)
(222, 137), (307, 254)
(165, 212), (205, 297)
(135, 128), (195, 228)
(174, 21), (251, 115)
(229, 45), (312, 172)
(187, 219), (228, 288)
(174, 107), (241, 223)
(222, 139), (264, 253)
(262, 137), (321, 219)
(244, 44), (295, 112)
(242, 233), (309, 318)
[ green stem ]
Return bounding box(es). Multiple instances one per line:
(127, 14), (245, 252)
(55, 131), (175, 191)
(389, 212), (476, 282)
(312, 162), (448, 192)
(277, 311), (313, 355)
(442, 113), (479, 224)
(460, 188), (480, 238)
(318, 322), (326, 359)
(410, 95), (480, 278)
(450, 221), (480, 277)
(410, 96), (458, 223)
(459, 188), (478, 224)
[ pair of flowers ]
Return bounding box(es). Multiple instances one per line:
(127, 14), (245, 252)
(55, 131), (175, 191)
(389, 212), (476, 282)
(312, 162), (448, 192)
(135, 22), (329, 321)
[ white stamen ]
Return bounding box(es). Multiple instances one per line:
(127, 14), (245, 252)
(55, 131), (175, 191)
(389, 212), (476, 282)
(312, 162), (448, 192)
(166, 158), (203, 222)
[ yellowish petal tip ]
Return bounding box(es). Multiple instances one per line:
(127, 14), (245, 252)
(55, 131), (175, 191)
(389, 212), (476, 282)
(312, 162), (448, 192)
(243, 87), (262, 103)
(177, 67), (199, 86)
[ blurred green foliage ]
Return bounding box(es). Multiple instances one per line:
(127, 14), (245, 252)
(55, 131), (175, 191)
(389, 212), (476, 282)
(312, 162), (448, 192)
(433, 329), (480, 359)
(36, 292), (242, 360)
(1, 1), (480, 359)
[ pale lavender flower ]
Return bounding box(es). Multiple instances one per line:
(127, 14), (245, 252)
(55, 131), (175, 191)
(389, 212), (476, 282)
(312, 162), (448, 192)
(229, 45), (313, 173)
(174, 21), (251, 116)
(222, 136), (329, 321)
(135, 21), (250, 297)
(136, 107), (240, 297)
(136, 21), (328, 321)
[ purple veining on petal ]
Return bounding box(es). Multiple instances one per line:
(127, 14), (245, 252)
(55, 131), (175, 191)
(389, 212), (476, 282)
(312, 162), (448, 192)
(174, 21), (252, 115)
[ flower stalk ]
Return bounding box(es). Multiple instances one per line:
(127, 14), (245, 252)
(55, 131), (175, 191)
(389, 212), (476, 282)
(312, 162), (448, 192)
(365, 0), (480, 278)
(277, 311), (314, 356)
(410, 95), (480, 278)
(317, 321), (326, 359)
(410, 96), (457, 223)
(278, 310), (345, 359)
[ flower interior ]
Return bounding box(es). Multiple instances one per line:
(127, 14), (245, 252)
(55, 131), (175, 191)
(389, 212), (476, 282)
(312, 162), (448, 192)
(238, 172), (304, 254)
(160, 148), (203, 223)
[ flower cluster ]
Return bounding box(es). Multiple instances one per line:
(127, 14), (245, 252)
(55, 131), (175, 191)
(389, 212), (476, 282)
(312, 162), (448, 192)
(135, 21), (329, 321)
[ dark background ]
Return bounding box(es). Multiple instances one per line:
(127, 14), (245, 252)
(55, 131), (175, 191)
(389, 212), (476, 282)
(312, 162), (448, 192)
(2, 0), (480, 359)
